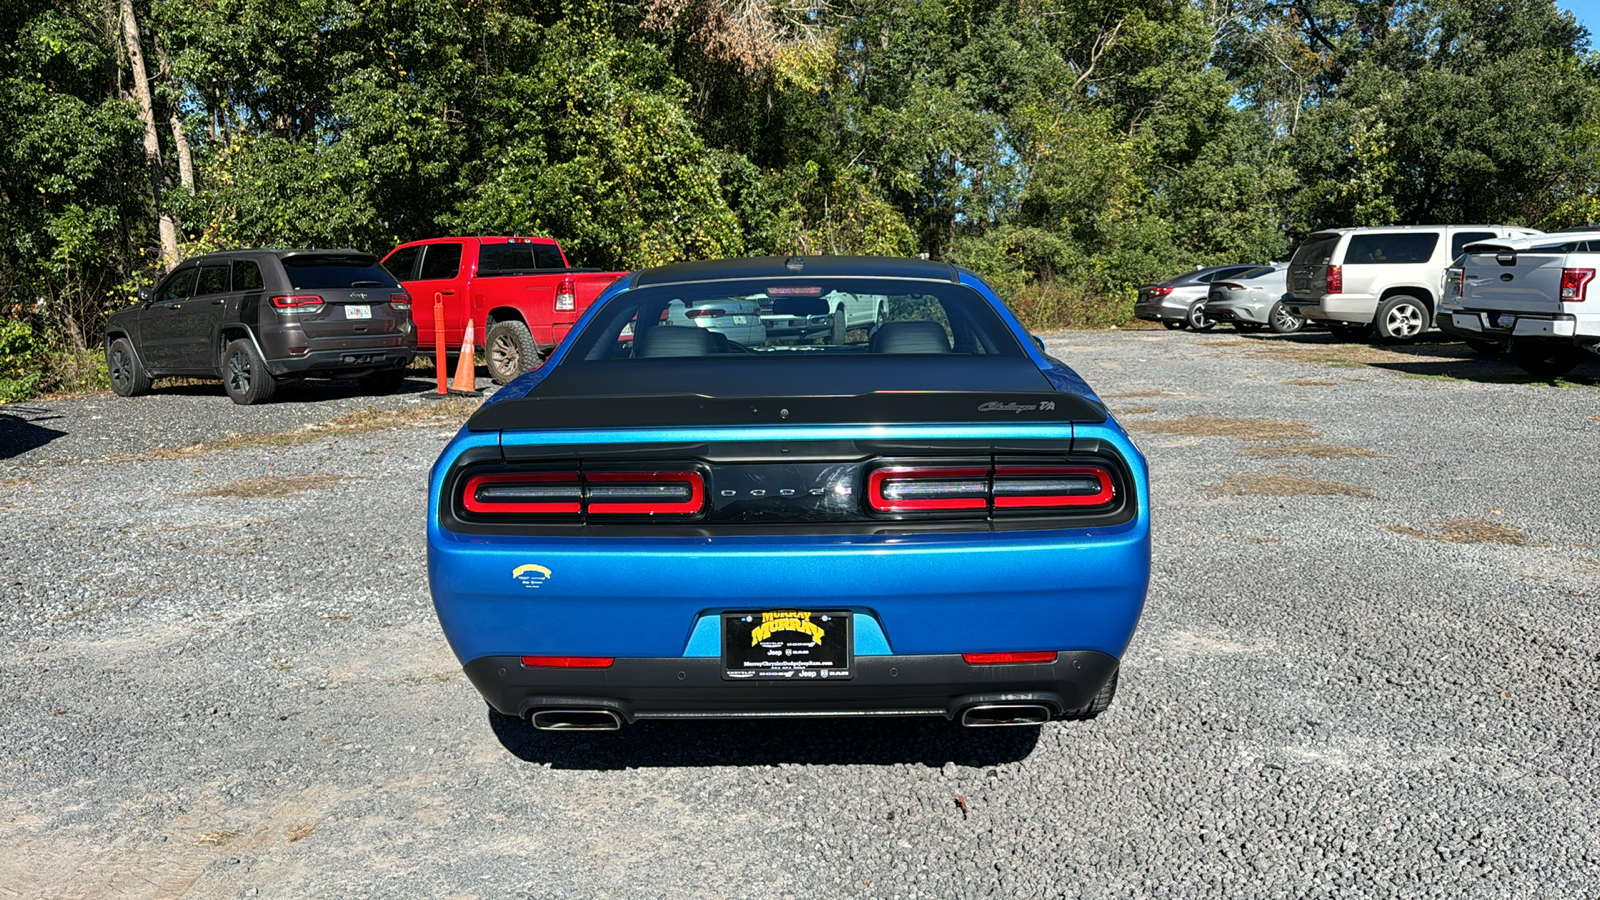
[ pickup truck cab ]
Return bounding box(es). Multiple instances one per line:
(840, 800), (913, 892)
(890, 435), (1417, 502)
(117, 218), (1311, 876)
(1285, 225), (1541, 342)
(1441, 230), (1600, 376)
(381, 237), (626, 383)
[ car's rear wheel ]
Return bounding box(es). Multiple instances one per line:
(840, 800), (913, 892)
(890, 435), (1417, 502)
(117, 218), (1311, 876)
(1328, 322), (1373, 341)
(1510, 343), (1583, 378)
(1162, 319), (1186, 330)
(1374, 294), (1430, 343)
(222, 339), (276, 405)
(107, 337), (152, 397)
(1186, 302), (1216, 332)
(486, 319), (540, 385)
(1064, 669), (1119, 720)
(1268, 301), (1304, 334)
(358, 368), (408, 394)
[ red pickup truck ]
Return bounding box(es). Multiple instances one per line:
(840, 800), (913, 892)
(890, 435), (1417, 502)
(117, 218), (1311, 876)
(380, 236), (626, 383)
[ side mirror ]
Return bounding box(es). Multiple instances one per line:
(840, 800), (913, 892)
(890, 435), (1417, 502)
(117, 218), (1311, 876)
(137, 287), (152, 303)
(1031, 334), (1047, 353)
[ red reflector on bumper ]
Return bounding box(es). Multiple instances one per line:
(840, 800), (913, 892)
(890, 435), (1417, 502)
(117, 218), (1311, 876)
(962, 651), (1058, 665)
(520, 656), (615, 668)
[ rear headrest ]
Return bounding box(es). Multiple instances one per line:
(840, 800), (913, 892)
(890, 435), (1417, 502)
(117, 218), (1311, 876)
(870, 320), (950, 354)
(635, 325), (717, 358)
(772, 297), (828, 317)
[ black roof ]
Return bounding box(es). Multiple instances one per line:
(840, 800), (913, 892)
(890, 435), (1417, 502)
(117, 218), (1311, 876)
(182, 248), (376, 264)
(630, 255), (962, 288)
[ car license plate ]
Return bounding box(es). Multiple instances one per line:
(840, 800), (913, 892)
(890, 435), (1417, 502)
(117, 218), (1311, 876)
(733, 315), (748, 324)
(345, 304), (371, 320)
(722, 610), (852, 680)
(1496, 314), (1516, 329)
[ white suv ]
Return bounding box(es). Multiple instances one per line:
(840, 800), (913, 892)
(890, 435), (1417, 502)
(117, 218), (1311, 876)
(1284, 225), (1541, 342)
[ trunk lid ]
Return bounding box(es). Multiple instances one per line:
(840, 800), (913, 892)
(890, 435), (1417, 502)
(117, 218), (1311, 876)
(1458, 247), (1566, 316)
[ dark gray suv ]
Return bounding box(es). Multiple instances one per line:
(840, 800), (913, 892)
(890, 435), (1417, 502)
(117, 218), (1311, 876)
(104, 249), (417, 404)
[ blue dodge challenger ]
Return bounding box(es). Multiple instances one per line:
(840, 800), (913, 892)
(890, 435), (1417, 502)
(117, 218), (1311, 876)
(427, 256), (1149, 731)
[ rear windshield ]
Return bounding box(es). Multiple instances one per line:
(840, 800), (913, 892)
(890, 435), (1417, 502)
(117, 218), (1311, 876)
(565, 278), (1025, 361)
(1343, 233), (1438, 265)
(479, 242), (567, 274)
(281, 257), (401, 290)
(1291, 234), (1342, 267)
(1234, 266), (1278, 280)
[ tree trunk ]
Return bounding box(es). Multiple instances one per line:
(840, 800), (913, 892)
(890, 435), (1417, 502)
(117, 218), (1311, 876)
(117, 0), (180, 270)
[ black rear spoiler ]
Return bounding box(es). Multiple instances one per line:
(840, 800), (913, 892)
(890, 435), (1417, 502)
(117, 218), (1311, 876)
(467, 391), (1107, 432)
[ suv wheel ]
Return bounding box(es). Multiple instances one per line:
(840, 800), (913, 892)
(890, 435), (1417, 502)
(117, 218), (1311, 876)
(1510, 343), (1583, 378)
(107, 337), (152, 397)
(1374, 294), (1430, 342)
(1268, 301), (1304, 334)
(222, 338), (277, 405)
(486, 320), (540, 385)
(1328, 322), (1373, 341)
(1186, 301), (1216, 332)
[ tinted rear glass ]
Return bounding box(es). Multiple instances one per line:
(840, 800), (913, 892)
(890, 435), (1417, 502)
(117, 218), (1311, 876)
(566, 278), (1025, 361)
(232, 259), (265, 291)
(1291, 234), (1342, 267)
(281, 257), (401, 290)
(1343, 233), (1438, 265)
(1451, 232), (1497, 257)
(479, 243), (566, 274)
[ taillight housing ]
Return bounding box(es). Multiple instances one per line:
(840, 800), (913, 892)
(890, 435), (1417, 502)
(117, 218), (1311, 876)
(963, 651), (1058, 665)
(1325, 265), (1342, 294)
(1147, 286), (1173, 298)
(1560, 268), (1594, 302)
(270, 294), (324, 314)
(1214, 282), (1243, 291)
(866, 460), (1118, 517)
(389, 292), (412, 311)
(460, 468), (705, 519)
(685, 308), (728, 318)
(555, 278), (576, 311)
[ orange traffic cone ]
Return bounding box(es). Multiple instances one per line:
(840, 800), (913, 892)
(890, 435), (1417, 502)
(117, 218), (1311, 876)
(450, 318), (480, 396)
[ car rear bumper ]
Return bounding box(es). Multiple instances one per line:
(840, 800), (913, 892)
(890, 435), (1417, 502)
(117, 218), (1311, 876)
(1205, 299), (1265, 323)
(267, 347), (414, 377)
(1444, 311), (1600, 352)
(1285, 294), (1374, 324)
(463, 651), (1120, 722)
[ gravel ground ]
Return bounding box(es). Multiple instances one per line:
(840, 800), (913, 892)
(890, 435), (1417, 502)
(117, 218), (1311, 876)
(2, 331), (1598, 899)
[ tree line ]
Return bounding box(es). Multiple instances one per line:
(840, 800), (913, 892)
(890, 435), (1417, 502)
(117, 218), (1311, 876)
(2, 0), (1597, 398)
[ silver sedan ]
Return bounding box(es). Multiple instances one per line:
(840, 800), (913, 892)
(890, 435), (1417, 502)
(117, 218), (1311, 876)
(1134, 264), (1266, 330)
(1203, 265), (1305, 334)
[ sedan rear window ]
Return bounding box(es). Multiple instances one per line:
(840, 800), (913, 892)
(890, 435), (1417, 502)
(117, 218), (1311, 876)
(281, 257), (402, 290)
(567, 278), (1025, 361)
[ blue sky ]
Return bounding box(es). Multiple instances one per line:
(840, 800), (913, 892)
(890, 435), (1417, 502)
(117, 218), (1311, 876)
(1558, 0), (1600, 41)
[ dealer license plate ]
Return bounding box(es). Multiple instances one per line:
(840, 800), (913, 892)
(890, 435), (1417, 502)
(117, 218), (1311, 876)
(722, 610), (852, 680)
(733, 315), (748, 324)
(345, 304), (371, 320)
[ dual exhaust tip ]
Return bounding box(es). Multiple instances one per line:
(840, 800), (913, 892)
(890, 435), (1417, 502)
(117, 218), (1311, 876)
(528, 703), (1051, 730)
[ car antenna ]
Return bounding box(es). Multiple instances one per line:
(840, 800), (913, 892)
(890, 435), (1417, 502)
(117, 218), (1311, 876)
(785, 256), (804, 273)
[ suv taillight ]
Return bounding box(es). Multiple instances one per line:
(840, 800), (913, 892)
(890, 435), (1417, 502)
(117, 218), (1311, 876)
(866, 462), (1117, 515)
(1560, 268), (1594, 302)
(270, 294), (324, 313)
(555, 277), (576, 312)
(1325, 265), (1342, 294)
(389, 292), (412, 311)
(462, 470), (705, 518)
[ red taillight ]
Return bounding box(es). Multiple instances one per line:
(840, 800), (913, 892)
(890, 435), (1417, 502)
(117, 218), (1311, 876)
(992, 465), (1115, 509)
(1147, 286), (1173, 298)
(270, 294), (324, 313)
(1215, 283), (1243, 291)
(1560, 268), (1594, 302)
(963, 651), (1058, 665)
(1325, 265), (1342, 294)
(867, 466), (990, 512)
(463, 472), (582, 514)
(685, 308), (728, 318)
(520, 656), (614, 668)
(462, 470), (705, 517)
(555, 278), (576, 312)
(390, 292), (412, 311)
(585, 471), (704, 515)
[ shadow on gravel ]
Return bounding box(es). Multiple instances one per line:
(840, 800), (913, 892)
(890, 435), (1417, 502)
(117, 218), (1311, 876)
(145, 375), (441, 403)
(488, 711), (1040, 769)
(0, 407), (68, 459)
(1222, 331), (1600, 386)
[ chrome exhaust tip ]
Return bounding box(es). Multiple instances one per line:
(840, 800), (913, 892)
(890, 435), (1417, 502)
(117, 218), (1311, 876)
(959, 703), (1051, 728)
(530, 709), (623, 731)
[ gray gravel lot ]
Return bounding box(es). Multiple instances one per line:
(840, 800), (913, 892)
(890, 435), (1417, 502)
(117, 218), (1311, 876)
(2, 332), (1598, 898)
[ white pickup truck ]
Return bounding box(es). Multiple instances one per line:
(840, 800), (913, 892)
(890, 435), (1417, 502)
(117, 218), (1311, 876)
(1441, 230), (1600, 377)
